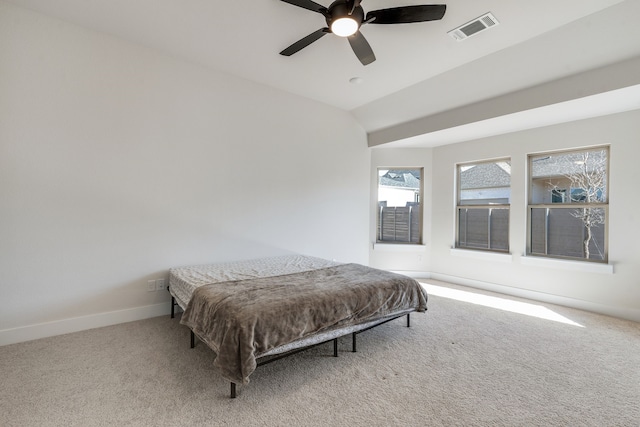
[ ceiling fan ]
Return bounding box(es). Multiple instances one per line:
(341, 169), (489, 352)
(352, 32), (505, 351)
(279, 0), (446, 65)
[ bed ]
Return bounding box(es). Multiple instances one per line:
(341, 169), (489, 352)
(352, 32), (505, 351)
(168, 254), (428, 397)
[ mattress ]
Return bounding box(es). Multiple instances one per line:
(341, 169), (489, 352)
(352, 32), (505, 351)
(169, 254), (341, 309)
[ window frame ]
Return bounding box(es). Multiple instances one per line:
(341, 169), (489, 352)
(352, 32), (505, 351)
(455, 158), (511, 253)
(376, 167), (424, 245)
(526, 146), (610, 263)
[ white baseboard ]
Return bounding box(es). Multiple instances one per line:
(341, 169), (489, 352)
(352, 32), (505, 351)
(392, 270), (432, 279)
(3, 272), (637, 347)
(0, 303), (171, 346)
(393, 270), (640, 323)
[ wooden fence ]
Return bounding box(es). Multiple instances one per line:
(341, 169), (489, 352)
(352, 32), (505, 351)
(377, 205), (421, 243)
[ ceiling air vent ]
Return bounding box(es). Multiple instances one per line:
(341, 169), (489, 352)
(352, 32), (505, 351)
(448, 12), (499, 41)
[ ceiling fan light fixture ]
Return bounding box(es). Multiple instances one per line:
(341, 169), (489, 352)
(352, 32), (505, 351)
(331, 17), (358, 37)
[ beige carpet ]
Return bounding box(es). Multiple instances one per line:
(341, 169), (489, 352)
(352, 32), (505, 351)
(1, 280), (638, 427)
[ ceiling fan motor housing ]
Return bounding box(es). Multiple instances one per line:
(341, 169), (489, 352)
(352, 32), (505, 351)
(327, 0), (364, 29)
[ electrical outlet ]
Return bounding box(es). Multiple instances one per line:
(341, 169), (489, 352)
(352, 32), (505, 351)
(156, 278), (165, 291)
(147, 279), (156, 292)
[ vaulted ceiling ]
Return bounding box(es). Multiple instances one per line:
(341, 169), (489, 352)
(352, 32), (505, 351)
(7, 0), (640, 146)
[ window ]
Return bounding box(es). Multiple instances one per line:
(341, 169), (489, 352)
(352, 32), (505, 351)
(456, 159), (511, 252)
(528, 147), (608, 262)
(377, 168), (423, 244)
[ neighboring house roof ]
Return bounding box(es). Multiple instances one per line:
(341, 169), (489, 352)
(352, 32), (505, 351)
(531, 150), (607, 178)
(460, 149), (607, 190)
(379, 170), (420, 189)
(460, 162), (511, 190)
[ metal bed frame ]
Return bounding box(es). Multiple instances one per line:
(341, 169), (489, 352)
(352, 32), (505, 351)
(170, 294), (412, 398)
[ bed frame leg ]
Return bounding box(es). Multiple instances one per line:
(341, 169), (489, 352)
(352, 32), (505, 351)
(230, 382), (237, 398)
(190, 330), (195, 348)
(407, 313), (411, 327)
(333, 338), (338, 357)
(352, 333), (357, 352)
(170, 296), (175, 319)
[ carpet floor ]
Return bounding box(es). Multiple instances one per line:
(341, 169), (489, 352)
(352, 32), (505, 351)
(1, 280), (638, 426)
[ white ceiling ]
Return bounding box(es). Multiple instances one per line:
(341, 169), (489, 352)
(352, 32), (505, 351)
(7, 0), (640, 145)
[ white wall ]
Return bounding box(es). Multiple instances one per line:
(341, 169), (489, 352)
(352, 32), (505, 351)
(371, 110), (640, 322)
(0, 2), (370, 343)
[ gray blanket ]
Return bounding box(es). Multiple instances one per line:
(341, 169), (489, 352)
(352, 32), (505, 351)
(180, 263), (428, 384)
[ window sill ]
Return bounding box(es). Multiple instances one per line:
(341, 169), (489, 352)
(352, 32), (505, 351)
(373, 243), (427, 252)
(520, 256), (614, 274)
(450, 248), (513, 263)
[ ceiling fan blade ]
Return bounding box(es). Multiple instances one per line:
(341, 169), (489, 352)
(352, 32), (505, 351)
(348, 31), (376, 65)
(280, 28), (330, 56)
(366, 5), (446, 24)
(349, 0), (362, 15)
(280, 0), (328, 15)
